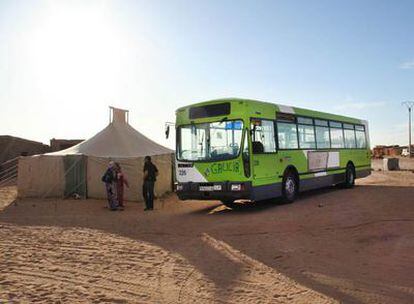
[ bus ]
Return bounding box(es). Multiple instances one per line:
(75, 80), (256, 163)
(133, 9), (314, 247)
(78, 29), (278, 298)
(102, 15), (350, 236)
(174, 98), (371, 207)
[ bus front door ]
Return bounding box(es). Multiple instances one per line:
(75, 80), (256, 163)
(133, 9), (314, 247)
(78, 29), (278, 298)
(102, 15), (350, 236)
(250, 120), (279, 200)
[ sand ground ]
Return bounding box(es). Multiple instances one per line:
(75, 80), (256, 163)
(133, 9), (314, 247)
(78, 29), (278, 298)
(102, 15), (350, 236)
(0, 170), (414, 303)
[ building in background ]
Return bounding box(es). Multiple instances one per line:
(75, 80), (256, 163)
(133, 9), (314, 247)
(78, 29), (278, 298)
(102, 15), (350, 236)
(0, 136), (83, 186)
(372, 145), (413, 158)
(0, 135), (50, 165)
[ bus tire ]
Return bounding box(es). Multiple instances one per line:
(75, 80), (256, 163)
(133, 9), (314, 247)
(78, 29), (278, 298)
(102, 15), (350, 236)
(343, 163), (355, 188)
(282, 170), (298, 203)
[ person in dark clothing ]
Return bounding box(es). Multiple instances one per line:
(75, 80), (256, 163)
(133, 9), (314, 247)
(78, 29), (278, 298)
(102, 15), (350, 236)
(143, 156), (158, 211)
(102, 161), (118, 211)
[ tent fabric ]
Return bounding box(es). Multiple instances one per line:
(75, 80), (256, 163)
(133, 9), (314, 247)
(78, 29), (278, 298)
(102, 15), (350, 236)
(18, 154), (173, 200)
(63, 155), (87, 198)
(17, 108), (173, 201)
(46, 122), (173, 158)
(18, 155), (65, 198)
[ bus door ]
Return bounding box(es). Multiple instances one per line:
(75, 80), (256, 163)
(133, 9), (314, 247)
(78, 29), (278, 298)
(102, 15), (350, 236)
(250, 119), (278, 183)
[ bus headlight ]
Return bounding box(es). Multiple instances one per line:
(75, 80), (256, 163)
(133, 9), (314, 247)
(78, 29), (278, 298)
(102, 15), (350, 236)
(176, 184), (183, 191)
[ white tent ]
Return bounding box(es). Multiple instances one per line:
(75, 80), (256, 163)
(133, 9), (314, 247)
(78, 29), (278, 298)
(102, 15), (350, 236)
(17, 107), (173, 201)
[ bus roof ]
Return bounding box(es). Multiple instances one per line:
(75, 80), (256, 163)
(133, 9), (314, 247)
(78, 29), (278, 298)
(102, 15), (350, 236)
(176, 98), (366, 124)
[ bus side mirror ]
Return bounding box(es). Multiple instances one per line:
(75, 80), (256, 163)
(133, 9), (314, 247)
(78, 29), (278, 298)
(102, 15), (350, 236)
(165, 125), (170, 139)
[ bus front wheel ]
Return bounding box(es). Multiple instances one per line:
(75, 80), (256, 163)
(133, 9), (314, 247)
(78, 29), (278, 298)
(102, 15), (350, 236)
(282, 171), (298, 203)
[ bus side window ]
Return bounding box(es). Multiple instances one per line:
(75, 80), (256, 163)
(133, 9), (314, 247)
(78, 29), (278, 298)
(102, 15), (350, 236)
(343, 124), (356, 148)
(355, 125), (366, 148)
(251, 119), (276, 153)
(329, 121), (344, 148)
(277, 122), (298, 149)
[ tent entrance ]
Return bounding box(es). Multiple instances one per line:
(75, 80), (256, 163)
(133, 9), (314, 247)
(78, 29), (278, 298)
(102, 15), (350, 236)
(64, 155), (87, 198)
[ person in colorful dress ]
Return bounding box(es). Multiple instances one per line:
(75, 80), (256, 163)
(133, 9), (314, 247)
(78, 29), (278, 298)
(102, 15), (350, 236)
(115, 162), (129, 210)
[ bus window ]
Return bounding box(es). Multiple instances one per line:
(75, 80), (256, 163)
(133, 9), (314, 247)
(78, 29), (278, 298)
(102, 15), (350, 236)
(344, 124), (356, 148)
(330, 127), (344, 148)
(297, 117), (313, 125)
(251, 119), (276, 153)
(315, 119), (329, 127)
(210, 121), (243, 158)
(178, 125), (207, 160)
(277, 122), (298, 149)
(329, 121), (342, 128)
(298, 124), (316, 149)
(355, 125), (364, 131)
(315, 126), (330, 149)
(355, 130), (367, 148)
(177, 120), (243, 161)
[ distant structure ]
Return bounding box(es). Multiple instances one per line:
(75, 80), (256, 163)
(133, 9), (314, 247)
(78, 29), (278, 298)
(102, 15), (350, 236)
(0, 135), (50, 165)
(372, 145), (412, 158)
(50, 138), (84, 152)
(0, 136), (84, 165)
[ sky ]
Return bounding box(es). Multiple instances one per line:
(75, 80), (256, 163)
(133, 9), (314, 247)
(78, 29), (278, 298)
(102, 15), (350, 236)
(0, 0), (413, 149)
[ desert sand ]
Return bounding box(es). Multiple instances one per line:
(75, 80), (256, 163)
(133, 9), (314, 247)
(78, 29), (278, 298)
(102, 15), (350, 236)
(1, 170), (414, 303)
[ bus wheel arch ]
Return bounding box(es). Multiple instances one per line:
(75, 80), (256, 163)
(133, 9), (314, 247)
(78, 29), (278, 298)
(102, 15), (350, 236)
(281, 166), (299, 203)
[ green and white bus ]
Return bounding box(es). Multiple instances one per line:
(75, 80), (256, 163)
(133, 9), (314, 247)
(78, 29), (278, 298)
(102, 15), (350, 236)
(174, 98), (371, 207)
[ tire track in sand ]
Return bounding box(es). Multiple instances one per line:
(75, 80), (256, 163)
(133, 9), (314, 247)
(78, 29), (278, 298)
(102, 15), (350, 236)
(0, 224), (336, 303)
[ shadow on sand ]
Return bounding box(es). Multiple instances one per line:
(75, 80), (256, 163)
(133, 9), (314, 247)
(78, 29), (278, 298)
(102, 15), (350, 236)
(1, 183), (414, 303)
(190, 185), (342, 215)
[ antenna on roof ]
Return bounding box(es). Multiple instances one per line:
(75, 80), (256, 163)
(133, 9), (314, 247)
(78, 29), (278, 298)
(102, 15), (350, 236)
(109, 106), (129, 124)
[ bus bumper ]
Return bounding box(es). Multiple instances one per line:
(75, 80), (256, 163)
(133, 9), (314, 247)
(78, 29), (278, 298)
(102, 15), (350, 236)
(176, 182), (252, 201)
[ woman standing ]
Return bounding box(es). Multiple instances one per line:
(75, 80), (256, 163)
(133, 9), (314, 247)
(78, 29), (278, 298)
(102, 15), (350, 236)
(102, 161), (118, 210)
(115, 162), (129, 210)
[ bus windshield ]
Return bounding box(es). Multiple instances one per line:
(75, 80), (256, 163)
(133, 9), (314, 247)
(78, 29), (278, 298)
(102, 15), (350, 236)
(178, 120), (244, 161)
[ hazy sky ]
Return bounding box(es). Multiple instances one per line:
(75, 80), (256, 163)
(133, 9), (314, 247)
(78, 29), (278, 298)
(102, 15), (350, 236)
(1, 0), (413, 149)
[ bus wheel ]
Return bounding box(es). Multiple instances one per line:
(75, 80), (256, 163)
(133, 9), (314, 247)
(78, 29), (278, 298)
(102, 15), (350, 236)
(343, 163), (355, 188)
(282, 171), (298, 203)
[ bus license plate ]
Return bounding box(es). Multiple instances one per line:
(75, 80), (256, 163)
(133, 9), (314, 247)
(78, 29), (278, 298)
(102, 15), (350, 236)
(199, 185), (222, 191)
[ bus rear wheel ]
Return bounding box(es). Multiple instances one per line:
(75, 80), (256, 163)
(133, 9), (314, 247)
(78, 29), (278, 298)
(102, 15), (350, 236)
(282, 171), (298, 203)
(343, 163), (355, 188)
